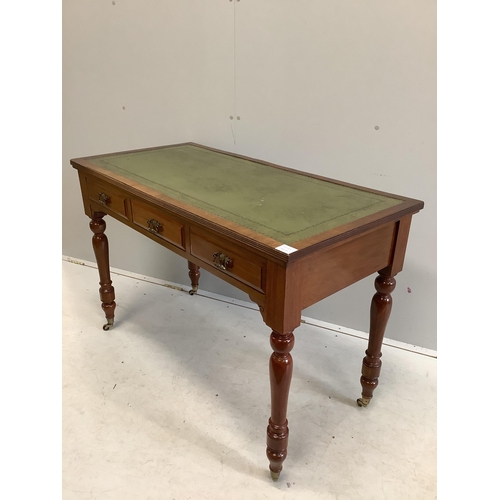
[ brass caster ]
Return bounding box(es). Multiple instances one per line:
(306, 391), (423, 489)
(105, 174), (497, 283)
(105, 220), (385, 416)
(270, 470), (281, 482)
(188, 286), (198, 296)
(103, 318), (114, 331)
(357, 396), (371, 407)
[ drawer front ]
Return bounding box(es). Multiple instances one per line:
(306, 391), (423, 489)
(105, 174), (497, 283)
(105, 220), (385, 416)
(87, 178), (128, 217)
(190, 230), (265, 292)
(131, 198), (185, 250)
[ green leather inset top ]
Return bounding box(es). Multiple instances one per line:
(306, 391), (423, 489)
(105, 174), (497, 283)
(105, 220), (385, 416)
(91, 144), (403, 245)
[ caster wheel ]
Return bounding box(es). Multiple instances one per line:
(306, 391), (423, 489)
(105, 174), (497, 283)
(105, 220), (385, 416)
(270, 470), (281, 482)
(357, 397), (371, 407)
(103, 318), (114, 331)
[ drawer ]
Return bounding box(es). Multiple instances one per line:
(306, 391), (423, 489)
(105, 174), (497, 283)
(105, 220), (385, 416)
(131, 198), (185, 250)
(190, 230), (265, 293)
(87, 177), (128, 217)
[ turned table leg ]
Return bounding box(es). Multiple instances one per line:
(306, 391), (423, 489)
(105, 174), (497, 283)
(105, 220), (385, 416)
(187, 261), (200, 295)
(358, 273), (396, 407)
(267, 330), (295, 481)
(89, 212), (116, 330)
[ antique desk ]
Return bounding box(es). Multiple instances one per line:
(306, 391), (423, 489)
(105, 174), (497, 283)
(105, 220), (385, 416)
(71, 143), (423, 480)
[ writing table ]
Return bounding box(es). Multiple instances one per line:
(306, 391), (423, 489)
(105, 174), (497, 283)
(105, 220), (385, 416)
(71, 143), (424, 480)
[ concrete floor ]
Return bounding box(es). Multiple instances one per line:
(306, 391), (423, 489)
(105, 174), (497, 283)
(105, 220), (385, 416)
(62, 258), (436, 499)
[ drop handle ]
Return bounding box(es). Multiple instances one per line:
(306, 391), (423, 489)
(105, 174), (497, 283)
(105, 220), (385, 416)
(98, 192), (110, 205)
(213, 251), (233, 271)
(147, 219), (162, 235)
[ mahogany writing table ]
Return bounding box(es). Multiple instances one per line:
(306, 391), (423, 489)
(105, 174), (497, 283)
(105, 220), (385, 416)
(71, 143), (423, 480)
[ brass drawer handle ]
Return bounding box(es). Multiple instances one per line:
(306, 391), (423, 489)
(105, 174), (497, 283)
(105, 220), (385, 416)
(98, 192), (110, 205)
(213, 251), (233, 271)
(147, 219), (162, 235)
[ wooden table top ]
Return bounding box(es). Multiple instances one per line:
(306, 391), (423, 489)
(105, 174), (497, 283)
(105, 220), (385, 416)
(72, 143), (423, 254)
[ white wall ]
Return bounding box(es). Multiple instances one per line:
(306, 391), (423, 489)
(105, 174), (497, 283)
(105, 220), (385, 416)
(63, 1), (436, 350)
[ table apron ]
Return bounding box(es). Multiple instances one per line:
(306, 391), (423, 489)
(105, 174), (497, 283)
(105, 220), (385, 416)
(299, 222), (396, 309)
